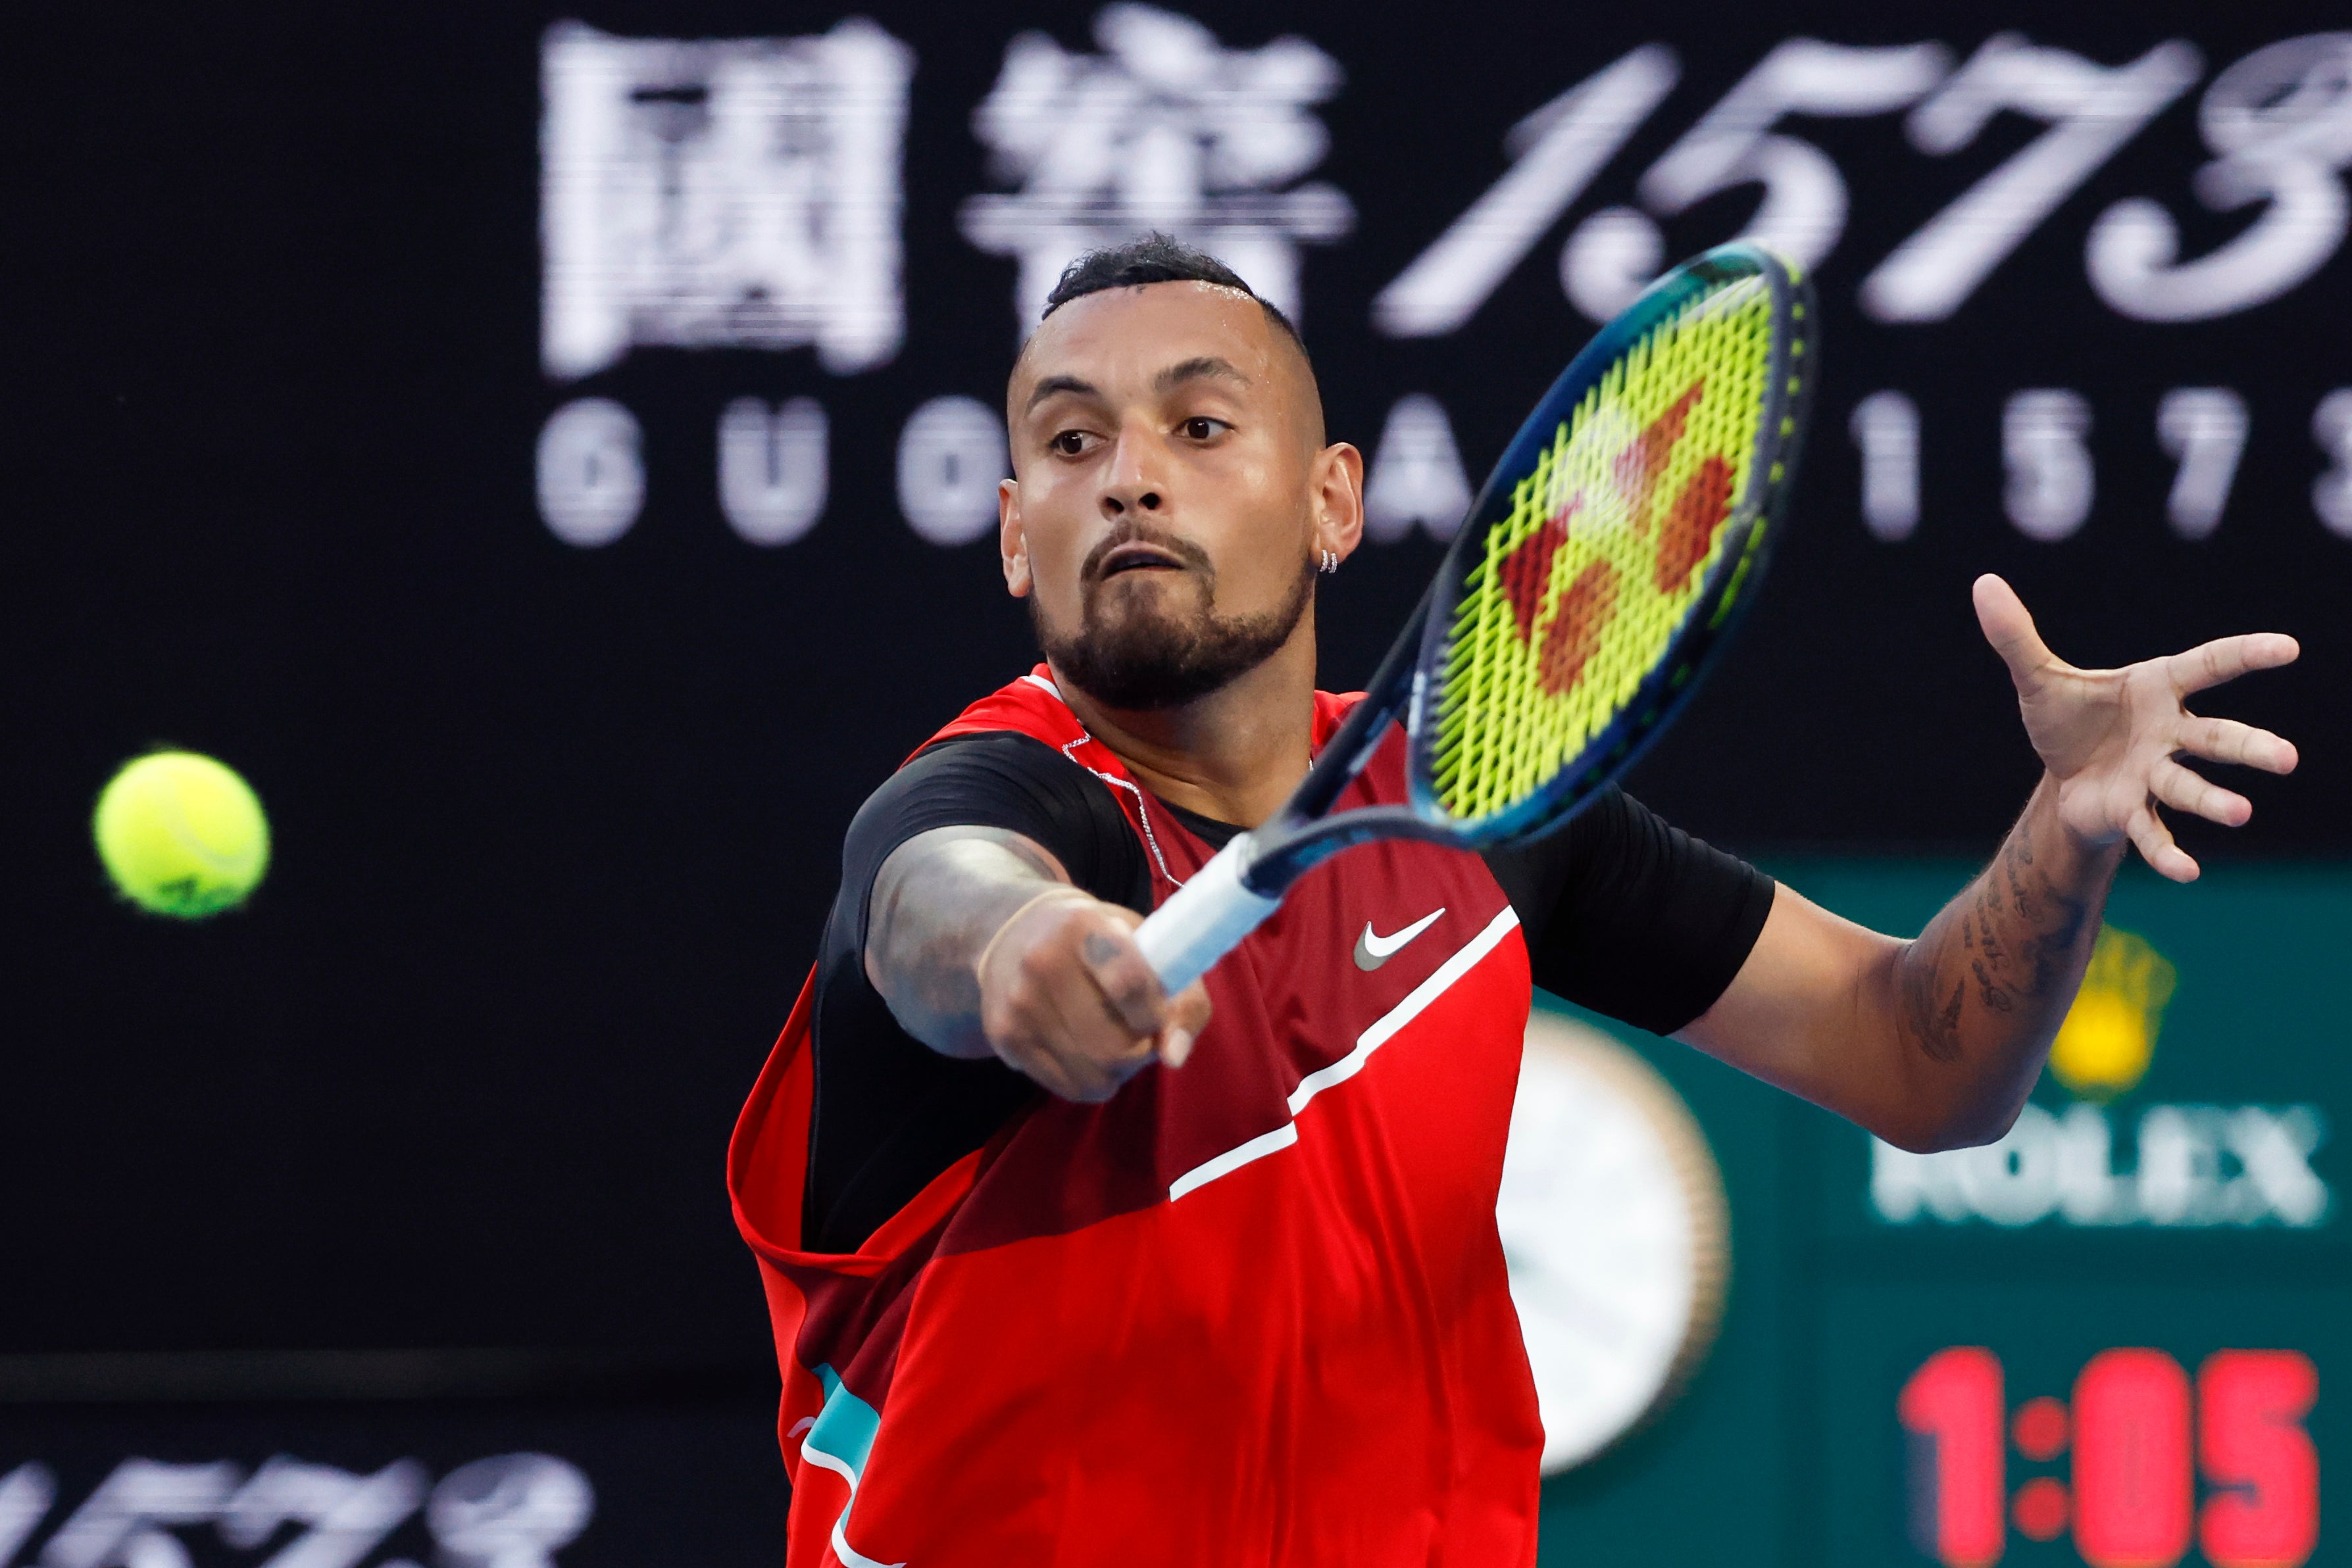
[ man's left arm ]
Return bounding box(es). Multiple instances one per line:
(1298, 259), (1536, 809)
(1678, 575), (2299, 1153)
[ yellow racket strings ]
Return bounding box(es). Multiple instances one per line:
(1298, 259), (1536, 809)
(1428, 279), (1776, 823)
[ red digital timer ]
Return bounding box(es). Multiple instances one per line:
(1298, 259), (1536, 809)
(1900, 1347), (2317, 1567)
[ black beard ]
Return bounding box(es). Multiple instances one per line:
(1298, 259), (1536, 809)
(1034, 527), (1316, 711)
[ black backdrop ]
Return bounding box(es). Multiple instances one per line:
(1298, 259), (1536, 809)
(6, 0), (2346, 1392)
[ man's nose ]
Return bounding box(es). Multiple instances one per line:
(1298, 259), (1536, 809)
(1099, 428), (1165, 518)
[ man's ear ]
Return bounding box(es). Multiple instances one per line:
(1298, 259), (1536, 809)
(999, 478), (1032, 598)
(1311, 442), (1366, 565)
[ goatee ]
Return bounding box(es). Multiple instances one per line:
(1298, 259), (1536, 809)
(1036, 526), (1316, 710)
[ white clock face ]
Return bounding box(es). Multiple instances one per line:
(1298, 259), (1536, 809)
(1496, 1012), (1730, 1473)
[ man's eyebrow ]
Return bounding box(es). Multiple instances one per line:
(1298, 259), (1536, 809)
(1155, 356), (1249, 393)
(1025, 374), (1099, 412)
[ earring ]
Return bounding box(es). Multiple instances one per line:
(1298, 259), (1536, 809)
(1319, 549), (1338, 574)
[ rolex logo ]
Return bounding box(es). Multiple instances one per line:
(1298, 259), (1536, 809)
(1874, 922), (2330, 1230)
(2048, 925), (2177, 1102)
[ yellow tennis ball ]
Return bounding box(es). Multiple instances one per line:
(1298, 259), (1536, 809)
(92, 750), (271, 918)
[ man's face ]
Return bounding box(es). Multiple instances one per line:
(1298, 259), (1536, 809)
(1000, 282), (1353, 710)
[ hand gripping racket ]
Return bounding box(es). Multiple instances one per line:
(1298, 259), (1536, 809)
(1132, 241), (1816, 994)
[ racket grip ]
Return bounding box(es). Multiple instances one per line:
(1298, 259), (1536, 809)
(1133, 833), (1282, 994)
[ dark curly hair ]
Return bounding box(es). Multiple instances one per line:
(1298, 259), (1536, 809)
(1041, 232), (1305, 351)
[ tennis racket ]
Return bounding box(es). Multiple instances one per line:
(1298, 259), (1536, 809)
(1133, 240), (1816, 993)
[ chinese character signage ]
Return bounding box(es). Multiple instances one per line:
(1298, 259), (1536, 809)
(540, 20), (911, 379)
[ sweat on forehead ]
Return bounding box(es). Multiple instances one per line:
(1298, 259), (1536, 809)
(1007, 280), (1325, 446)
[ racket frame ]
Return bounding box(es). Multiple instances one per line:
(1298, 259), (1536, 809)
(1405, 242), (1814, 848)
(1251, 241), (1813, 891)
(1135, 242), (1814, 992)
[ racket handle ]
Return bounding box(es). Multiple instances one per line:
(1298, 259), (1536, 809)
(1133, 833), (1283, 994)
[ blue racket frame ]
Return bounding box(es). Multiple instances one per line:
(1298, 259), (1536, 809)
(1241, 241), (1814, 893)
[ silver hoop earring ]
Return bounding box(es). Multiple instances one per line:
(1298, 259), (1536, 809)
(1319, 549), (1338, 574)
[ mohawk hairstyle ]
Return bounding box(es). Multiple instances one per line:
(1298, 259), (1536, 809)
(1041, 232), (1306, 351)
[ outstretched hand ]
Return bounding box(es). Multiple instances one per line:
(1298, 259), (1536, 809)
(1972, 574), (2299, 882)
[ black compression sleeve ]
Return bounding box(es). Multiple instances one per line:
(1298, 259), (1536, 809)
(838, 731), (1154, 939)
(1484, 787), (1776, 1037)
(805, 731), (1148, 1254)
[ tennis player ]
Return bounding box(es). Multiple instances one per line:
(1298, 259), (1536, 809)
(730, 236), (2299, 1566)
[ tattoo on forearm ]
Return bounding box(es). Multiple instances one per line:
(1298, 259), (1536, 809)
(1901, 955), (1967, 1062)
(866, 826), (1073, 1053)
(1974, 911), (2009, 972)
(1896, 806), (2103, 1069)
(994, 835), (1063, 882)
(2024, 896), (2089, 992)
(1970, 958), (2015, 1012)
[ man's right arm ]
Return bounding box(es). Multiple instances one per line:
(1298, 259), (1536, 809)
(866, 825), (1211, 1103)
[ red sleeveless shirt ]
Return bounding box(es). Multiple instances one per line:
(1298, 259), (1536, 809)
(729, 668), (1542, 1565)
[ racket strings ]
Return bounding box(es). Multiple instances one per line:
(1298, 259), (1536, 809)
(1428, 279), (1778, 824)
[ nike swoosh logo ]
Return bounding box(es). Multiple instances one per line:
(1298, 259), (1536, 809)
(1354, 908), (1445, 971)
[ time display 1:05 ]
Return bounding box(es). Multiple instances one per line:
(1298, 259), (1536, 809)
(1900, 1346), (2318, 1568)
